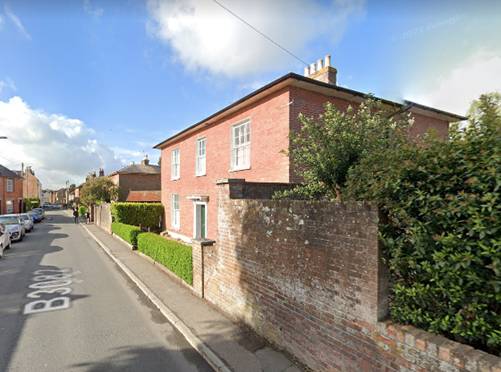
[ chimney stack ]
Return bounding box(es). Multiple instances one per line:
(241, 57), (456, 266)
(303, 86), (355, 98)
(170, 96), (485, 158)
(303, 55), (337, 86)
(141, 155), (150, 166)
(99, 168), (104, 177)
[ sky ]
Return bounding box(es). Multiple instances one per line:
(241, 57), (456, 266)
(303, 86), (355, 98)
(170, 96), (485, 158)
(0, 0), (500, 190)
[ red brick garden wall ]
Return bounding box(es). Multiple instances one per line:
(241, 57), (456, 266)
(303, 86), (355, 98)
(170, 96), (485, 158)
(191, 180), (501, 372)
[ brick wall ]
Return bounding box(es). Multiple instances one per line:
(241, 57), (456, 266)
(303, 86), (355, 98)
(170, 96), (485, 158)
(191, 180), (501, 372)
(116, 173), (161, 202)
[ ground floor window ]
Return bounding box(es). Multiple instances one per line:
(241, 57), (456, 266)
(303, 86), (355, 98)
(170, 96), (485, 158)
(6, 199), (14, 213)
(171, 194), (180, 229)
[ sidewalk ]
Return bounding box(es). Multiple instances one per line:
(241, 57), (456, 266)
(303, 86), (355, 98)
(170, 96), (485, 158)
(80, 222), (302, 372)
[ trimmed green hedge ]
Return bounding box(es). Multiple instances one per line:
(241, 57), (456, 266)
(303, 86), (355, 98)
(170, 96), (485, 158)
(111, 203), (163, 228)
(111, 222), (141, 246)
(138, 233), (193, 285)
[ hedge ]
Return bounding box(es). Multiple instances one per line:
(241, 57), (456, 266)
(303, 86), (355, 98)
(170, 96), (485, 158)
(138, 233), (193, 285)
(111, 203), (163, 228)
(346, 121), (501, 355)
(111, 222), (141, 246)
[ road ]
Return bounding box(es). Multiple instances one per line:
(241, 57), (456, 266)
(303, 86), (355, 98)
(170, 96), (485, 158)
(0, 210), (213, 372)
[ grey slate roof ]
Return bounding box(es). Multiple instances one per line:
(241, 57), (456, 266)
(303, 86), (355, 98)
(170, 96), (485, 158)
(107, 163), (161, 177)
(0, 164), (24, 180)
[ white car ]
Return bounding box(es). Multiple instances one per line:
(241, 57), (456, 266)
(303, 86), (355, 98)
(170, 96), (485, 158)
(0, 222), (11, 258)
(0, 215), (25, 242)
(20, 213), (34, 232)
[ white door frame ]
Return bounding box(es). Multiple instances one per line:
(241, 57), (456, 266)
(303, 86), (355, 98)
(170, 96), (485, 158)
(193, 201), (207, 239)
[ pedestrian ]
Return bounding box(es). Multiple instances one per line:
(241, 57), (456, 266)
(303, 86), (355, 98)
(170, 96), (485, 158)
(85, 210), (90, 224)
(73, 207), (79, 224)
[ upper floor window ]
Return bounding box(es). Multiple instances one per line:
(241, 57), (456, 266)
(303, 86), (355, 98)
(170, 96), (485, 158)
(231, 119), (250, 171)
(171, 148), (180, 180)
(196, 137), (206, 176)
(6, 179), (13, 192)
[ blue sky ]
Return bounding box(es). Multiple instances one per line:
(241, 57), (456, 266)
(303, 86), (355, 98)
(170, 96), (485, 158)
(0, 0), (500, 190)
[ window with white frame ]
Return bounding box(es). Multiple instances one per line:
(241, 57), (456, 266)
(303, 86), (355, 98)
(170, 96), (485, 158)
(6, 199), (13, 213)
(196, 137), (206, 176)
(171, 194), (180, 229)
(6, 179), (13, 192)
(231, 119), (250, 171)
(171, 148), (180, 180)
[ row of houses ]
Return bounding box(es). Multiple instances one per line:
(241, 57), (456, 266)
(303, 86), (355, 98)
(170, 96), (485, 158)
(83, 56), (463, 243)
(0, 164), (42, 214)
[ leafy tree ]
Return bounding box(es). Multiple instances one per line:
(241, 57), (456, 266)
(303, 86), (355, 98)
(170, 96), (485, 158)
(467, 92), (501, 130)
(80, 177), (120, 206)
(345, 93), (501, 355)
(274, 98), (412, 200)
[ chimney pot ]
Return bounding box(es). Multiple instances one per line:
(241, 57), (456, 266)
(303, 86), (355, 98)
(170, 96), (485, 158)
(325, 55), (331, 67)
(317, 59), (323, 71)
(304, 66), (310, 76)
(310, 63), (316, 74)
(141, 155), (150, 166)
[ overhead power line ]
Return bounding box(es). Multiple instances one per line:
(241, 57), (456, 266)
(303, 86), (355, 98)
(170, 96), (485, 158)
(212, 0), (309, 67)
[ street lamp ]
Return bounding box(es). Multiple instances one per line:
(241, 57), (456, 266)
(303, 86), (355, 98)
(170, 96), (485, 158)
(66, 180), (69, 208)
(0, 136), (7, 139)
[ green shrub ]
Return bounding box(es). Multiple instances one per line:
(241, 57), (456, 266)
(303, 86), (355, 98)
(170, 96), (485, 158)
(138, 233), (193, 285)
(346, 114), (501, 354)
(78, 206), (87, 217)
(24, 198), (32, 210)
(30, 198), (40, 208)
(111, 222), (141, 246)
(111, 203), (163, 228)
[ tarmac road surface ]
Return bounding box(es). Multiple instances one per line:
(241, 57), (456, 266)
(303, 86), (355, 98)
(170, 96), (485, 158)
(0, 210), (213, 372)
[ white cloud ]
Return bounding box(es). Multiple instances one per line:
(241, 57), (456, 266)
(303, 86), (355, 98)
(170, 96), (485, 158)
(146, 0), (364, 77)
(406, 53), (501, 117)
(83, 0), (104, 19)
(0, 97), (126, 189)
(4, 5), (31, 40)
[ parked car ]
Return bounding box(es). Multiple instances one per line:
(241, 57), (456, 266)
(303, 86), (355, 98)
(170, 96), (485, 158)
(52, 204), (61, 210)
(0, 222), (11, 258)
(32, 208), (45, 220)
(43, 203), (52, 209)
(0, 215), (25, 242)
(27, 210), (42, 223)
(20, 213), (34, 232)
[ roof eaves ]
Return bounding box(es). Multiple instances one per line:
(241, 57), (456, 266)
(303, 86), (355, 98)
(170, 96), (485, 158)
(153, 72), (467, 149)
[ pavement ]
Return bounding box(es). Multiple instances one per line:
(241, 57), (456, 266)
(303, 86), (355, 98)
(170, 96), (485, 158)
(78, 218), (303, 372)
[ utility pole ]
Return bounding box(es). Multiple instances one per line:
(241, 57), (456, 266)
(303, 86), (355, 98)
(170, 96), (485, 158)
(66, 180), (69, 208)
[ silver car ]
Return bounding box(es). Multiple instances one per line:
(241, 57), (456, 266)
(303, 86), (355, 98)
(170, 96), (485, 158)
(20, 213), (34, 232)
(0, 215), (25, 242)
(0, 222), (11, 258)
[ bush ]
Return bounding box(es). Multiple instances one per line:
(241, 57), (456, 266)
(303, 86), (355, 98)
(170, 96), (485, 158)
(24, 198), (32, 211)
(78, 206), (87, 217)
(111, 222), (141, 246)
(138, 233), (193, 285)
(111, 203), (163, 228)
(346, 117), (501, 355)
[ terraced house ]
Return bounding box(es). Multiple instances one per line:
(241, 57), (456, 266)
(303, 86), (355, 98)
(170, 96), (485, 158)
(0, 164), (24, 214)
(154, 57), (464, 242)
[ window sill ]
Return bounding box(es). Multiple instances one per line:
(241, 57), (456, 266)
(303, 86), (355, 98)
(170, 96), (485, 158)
(171, 178), (180, 181)
(195, 173), (206, 177)
(229, 166), (251, 173)
(170, 226), (180, 231)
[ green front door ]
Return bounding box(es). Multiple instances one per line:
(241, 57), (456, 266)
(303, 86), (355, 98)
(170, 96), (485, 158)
(200, 205), (206, 239)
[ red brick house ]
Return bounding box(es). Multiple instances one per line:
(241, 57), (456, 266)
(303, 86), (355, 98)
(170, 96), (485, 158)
(154, 57), (465, 242)
(107, 155), (161, 202)
(0, 164), (25, 214)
